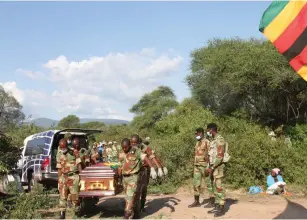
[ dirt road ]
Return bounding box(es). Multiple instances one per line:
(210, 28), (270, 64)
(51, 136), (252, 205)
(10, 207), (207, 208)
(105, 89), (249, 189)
(80, 192), (307, 219)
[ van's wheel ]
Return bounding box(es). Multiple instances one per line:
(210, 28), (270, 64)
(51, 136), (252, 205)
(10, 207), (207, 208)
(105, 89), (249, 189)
(80, 197), (98, 214)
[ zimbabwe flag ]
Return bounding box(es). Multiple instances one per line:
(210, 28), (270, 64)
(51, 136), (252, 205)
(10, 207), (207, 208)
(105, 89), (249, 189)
(259, 0), (307, 81)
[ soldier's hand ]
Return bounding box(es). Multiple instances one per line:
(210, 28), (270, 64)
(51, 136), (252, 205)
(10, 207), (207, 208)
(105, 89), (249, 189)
(158, 168), (164, 177)
(150, 167), (157, 179)
(206, 168), (213, 174)
(163, 167), (168, 176)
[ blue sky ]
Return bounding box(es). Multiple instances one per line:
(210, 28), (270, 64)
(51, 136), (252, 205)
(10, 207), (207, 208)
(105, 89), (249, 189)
(0, 1), (270, 121)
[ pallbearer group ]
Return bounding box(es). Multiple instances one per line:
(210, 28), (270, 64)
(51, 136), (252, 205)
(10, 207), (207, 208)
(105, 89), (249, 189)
(56, 133), (168, 219)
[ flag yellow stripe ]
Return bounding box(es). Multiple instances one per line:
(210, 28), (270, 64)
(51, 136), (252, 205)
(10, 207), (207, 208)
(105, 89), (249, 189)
(264, 1), (307, 42)
(298, 66), (307, 81)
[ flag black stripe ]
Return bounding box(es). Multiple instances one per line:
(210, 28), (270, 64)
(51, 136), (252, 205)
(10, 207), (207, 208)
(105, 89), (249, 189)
(282, 27), (307, 61)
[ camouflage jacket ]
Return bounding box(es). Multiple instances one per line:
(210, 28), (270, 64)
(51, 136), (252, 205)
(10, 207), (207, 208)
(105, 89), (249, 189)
(208, 134), (226, 167)
(139, 143), (156, 167)
(119, 146), (146, 175)
(56, 150), (82, 174)
(194, 138), (210, 166)
(79, 148), (90, 164)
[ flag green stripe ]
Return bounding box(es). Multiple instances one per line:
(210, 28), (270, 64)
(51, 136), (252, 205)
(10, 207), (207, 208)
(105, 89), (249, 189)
(259, 0), (289, 33)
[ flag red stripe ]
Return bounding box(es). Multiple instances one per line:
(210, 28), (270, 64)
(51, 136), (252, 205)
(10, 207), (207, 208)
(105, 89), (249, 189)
(274, 3), (307, 53)
(289, 46), (307, 71)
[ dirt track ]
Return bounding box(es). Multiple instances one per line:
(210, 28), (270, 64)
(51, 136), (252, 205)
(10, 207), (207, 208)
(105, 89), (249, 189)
(80, 192), (307, 219)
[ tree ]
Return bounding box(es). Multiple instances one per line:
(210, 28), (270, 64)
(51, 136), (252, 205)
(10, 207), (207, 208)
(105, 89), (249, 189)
(130, 86), (178, 132)
(80, 121), (105, 129)
(186, 38), (307, 127)
(0, 86), (25, 132)
(0, 133), (20, 171)
(58, 115), (80, 128)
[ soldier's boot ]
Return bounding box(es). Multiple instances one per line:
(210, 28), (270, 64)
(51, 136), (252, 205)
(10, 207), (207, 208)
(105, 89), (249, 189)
(59, 211), (66, 219)
(188, 195), (201, 208)
(140, 199), (146, 212)
(207, 203), (219, 214)
(214, 205), (225, 217)
(203, 197), (215, 208)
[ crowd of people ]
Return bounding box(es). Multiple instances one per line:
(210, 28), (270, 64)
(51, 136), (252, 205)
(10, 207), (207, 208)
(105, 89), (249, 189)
(56, 133), (168, 219)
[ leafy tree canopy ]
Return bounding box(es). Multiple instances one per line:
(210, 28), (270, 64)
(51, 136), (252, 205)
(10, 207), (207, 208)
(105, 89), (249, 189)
(58, 115), (80, 128)
(186, 38), (307, 127)
(130, 86), (178, 131)
(0, 86), (25, 132)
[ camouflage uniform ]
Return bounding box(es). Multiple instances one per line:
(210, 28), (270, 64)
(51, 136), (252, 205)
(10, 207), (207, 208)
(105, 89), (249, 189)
(56, 150), (82, 213)
(119, 146), (146, 219)
(138, 143), (156, 211)
(104, 146), (113, 162)
(110, 144), (119, 162)
(207, 134), (226, 216)
(79, 147), (90, 169)
(188, 138), (210, 208)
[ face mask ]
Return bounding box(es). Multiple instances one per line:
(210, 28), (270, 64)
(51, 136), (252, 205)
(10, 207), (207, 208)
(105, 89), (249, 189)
(67, 140), (71, 144)
(207, 132), (212, 137)
(196, 135), (202, 140)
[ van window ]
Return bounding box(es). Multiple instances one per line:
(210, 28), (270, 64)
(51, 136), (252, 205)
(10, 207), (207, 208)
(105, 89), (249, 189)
(24, 138), (45, 156)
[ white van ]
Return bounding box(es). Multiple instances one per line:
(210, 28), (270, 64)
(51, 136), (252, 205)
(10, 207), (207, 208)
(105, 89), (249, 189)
(18, 128), (102, 191)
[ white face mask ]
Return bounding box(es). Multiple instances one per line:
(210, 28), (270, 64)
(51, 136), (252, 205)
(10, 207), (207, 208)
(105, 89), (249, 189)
(196, 135), (202, 140)
(207, 132), (212, 137)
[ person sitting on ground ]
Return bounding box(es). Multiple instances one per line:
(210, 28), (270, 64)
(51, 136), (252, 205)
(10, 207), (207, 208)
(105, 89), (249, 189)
(266, 168), (286, 195)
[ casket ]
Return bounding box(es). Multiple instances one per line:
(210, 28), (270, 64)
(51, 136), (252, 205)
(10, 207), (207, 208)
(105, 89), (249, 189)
(79, 162), (123, 198)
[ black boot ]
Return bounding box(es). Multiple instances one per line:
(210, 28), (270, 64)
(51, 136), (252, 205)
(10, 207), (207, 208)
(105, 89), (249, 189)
(203, 197), (215, 208)
(214, 205), (225, 217)
(207, 203), (218, 214)
(188, 195), (201, 208)
(140, 199), (146, 212)
(59, 211), (66, 219)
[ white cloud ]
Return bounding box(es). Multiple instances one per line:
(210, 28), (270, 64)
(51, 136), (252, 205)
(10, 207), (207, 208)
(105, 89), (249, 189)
(0, 81), (48, 119)
(12, 48), (183, 120)
(0, 81), (25, 103)
(16, 68), (43, 79)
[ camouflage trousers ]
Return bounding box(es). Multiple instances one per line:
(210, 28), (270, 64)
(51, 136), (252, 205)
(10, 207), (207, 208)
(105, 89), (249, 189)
(123, 173), (141, 218)
(212, 165), (225, 205)
(58, 174), (80, 212)
(193, 165), (213, 196)
(139, 166), (150, 203)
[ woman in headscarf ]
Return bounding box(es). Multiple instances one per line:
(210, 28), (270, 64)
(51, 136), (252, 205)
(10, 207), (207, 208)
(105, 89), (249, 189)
(266, 168), (286, 195)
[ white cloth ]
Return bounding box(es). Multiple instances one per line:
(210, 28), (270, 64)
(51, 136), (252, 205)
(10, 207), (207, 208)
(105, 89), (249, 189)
(272, 168), (280, 174)
(266, 181), (286, 194)
(158, 168), (164, 177)
(150, 167), (157, 179)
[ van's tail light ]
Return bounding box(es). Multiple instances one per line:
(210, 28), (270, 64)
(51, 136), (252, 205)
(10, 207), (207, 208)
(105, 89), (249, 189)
(41, 158), (50, 170)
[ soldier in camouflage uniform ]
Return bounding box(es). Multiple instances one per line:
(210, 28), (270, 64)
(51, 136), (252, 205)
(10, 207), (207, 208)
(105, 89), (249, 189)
(90, 142), (100, 164)
(57, 138), (83, 219)
(206, 123), (226, 217)
(131, 135), (167, 212)
(188, 128), (211, 208)
(104, 142), (113, 162)
(110, 141), (119, 162)
(118, 138), (157, 219)
(78, 144), (90, 169)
